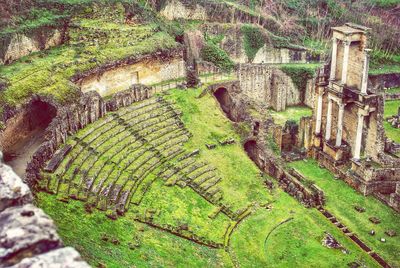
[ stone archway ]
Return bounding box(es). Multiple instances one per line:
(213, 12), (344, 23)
(244, 140), (258, 163)
(0, 98), (57, 177)
(213, 87), (236, 121)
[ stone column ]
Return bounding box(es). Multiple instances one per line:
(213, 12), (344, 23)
(330, 38), (338, 80)
(341, 40), (351, 85)
(325, 98), (333, 140)
(335, 103), (345, 147)
(360, 49), (370, 94)
(354, 111), (365, 160)
(315, 89), (324, 134)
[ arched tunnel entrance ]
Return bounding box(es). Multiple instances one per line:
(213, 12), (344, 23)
(213, 87), (236, 121)
(244, 140), (258, 163)
(1, 99), (57, 177)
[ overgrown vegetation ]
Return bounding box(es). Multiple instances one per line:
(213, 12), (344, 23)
(268, 106), (313, 126)
(37, 88), (384, 267)
(201, 33), (234, 72)
(0, 3), (178, 106)
(241, 24), (265, 62)
(279, 63), (320, 101)
(289, 159), (400, 267)
(383, 100), (400, 143)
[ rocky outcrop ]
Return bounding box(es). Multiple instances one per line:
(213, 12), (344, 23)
(160, 0), (207, 20)
(72, 48), (185, 97)
(201, 23), (319, 64)
(10, 247), (90, 268)
(0, 153), (89, 267)
(0, 30), (63, 65)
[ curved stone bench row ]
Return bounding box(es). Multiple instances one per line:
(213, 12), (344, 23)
(43, 97), (191, 216)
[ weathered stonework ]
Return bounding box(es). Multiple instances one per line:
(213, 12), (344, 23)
(308, 23), (400, 211)
(74, 50), (185, 97)
(0, 30), (63, 65)
(199, 23), (320, 65)
(206, 82), (324, 207)
(237, 64), (314, 111)
(0, 153), (89, 267)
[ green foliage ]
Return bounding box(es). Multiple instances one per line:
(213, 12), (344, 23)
(268, 106), (312, 126)
(201, 34), (234, 72)
(384, 100), (400, 143)
(266, 132), (280, 155)
(0, 20), (177, 106)
(370, 0), (400, 8)
(289, 159), (400, 267)
(241, 24), (265, 62)
(279, 64), (320, 101)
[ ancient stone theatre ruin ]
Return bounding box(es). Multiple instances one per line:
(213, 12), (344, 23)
(0, 1), (399, 267)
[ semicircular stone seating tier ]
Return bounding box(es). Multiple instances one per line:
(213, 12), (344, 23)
(41, 96), (225, 217)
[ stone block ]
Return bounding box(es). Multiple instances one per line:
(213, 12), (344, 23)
(0, 204), (61, 266)
(10, 247), (90, 268)
(0, 161), (33, 212)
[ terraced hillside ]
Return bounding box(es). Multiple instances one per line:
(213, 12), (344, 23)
(36, 88), (387, 267)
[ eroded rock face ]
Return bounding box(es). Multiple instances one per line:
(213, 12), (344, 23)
(0, 154), (90, 267)
(1, 30), (63, 65)
(0, 204), (61, 266)
(10, 247), (91, 268)
(0, 159), (33, 212)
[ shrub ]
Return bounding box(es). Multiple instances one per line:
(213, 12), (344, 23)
(201, 33), (234, 72)
(241, 24), (265, 62)
(280, 64), (319, 102)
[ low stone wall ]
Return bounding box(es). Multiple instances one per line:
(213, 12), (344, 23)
(0, 152), (89, 267)
(385, 92), (400, 100)
(369, 73), (400, 92)
(245, 139), (324, 207)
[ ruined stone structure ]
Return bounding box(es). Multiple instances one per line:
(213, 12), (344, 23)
(201, 23), (319, 64)
(0, 152), (89, 267)
(237, 64), (314, 111)
(309, 23), (400, 211)
(74, 49), (185, 97)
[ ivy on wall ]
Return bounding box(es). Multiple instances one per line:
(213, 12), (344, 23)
(241, 24), (265, 62)
(279, 64), (319, 102)
(201, 33), (234, 72)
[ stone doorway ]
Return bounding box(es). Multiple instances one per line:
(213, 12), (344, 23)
(244, 140), (258, 163)
(0, 99), (57, 178)
(213, 87), (235, 121)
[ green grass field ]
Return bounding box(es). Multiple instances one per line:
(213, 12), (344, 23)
(268, 106), (313, 126)
(383, 100), (400, 143)
(288, 159), (400, 267)
(35, 87), (393, 267)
